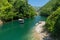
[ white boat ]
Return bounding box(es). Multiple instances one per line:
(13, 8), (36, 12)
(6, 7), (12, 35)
(18, 19), (24, 23)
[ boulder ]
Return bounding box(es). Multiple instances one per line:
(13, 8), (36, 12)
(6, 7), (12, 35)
(0, 20), (3, 25)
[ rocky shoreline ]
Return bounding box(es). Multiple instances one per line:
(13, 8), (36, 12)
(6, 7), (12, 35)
(0, 20), (3, 25)
(32, 21), (53, 40)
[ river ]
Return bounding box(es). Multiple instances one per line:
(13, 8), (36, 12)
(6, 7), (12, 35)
(0, 16), (46, 40)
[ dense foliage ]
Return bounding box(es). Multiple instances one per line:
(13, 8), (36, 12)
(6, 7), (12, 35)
(0, 0), (36, 22)
(39, 0), (60, 16)
(46, 7), (60, 40)
(39, 0), (60, 40)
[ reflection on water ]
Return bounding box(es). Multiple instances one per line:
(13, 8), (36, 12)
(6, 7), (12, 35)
(0, 16), (46, 40)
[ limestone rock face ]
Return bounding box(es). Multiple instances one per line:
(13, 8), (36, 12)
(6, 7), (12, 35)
(0, 20), (3, 25)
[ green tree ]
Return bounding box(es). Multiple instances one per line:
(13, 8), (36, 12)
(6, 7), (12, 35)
(0, 0), (36, 22)
(45, 7), (60, 40)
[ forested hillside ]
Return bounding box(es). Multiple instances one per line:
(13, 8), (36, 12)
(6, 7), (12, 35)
(39, 0), (60, 16)
(0, 0), (36, 22)
(40, 0), (60, 40)
(46, 7), (60, 40)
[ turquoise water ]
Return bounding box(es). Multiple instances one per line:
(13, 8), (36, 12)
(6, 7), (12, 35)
(0, 16), (46, 40)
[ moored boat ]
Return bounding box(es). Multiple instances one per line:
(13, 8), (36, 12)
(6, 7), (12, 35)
(18, 19), (24, 24)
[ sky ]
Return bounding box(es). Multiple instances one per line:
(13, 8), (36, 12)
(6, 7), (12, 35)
(28, 0), (49, 7)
